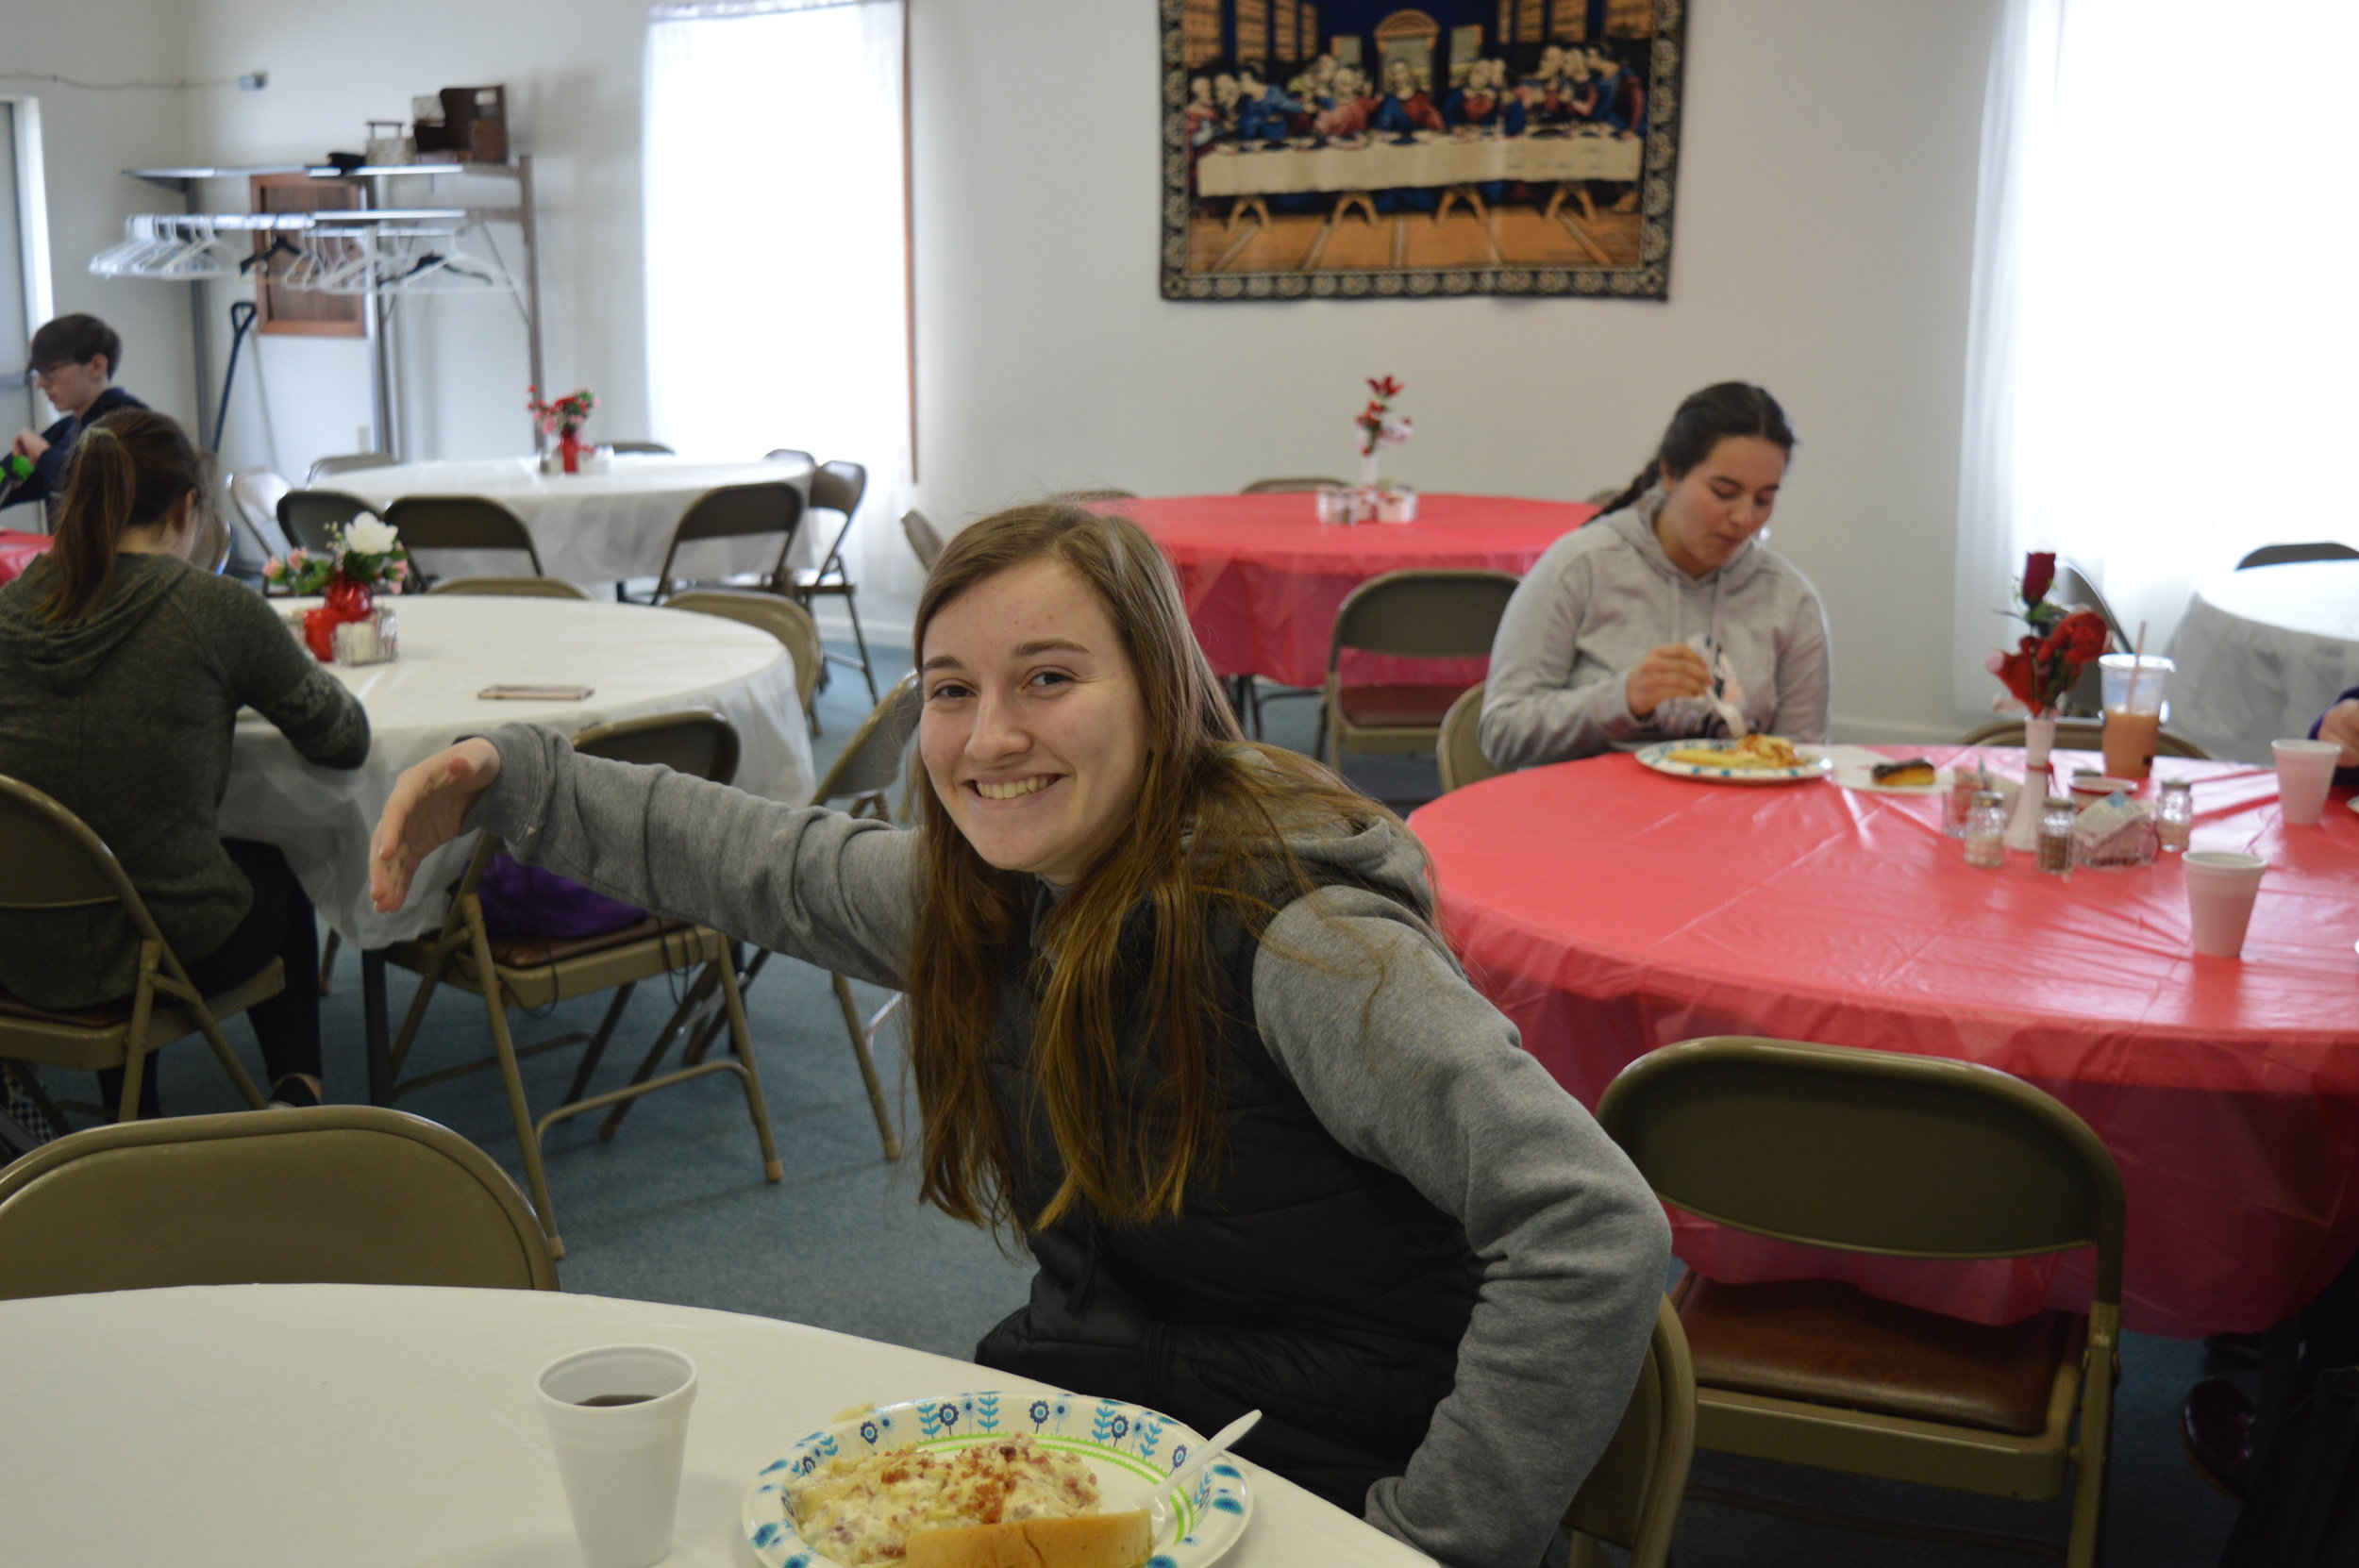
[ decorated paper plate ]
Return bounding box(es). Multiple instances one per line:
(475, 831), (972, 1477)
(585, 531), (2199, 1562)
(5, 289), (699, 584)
(1635, 739), (1832, 785)
(744, 1390), (1252, 1568)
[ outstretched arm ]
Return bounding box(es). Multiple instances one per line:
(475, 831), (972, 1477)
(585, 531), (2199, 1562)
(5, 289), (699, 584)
(372, 722), (922, 989)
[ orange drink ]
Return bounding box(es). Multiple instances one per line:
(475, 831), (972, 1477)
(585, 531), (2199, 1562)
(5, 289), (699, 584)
(2102, 706), (2162, 780)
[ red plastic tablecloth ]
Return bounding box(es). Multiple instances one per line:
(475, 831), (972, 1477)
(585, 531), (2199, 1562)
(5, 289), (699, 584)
(0, 529), (52, 587)
(1112, 493), (1595, 689)
(1410, 745), (2359, 1338)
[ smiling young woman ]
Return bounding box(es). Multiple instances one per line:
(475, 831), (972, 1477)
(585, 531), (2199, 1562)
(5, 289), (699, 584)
(369, 501), (1669, 1568)
(1479, 381), (1834, 770)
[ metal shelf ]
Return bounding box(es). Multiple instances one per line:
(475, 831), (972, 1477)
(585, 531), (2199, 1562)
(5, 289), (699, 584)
(126, 162), (521, 183)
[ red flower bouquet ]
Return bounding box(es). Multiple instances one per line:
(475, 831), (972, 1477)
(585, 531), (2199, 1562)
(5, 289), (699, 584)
(1985, 551), (2111, 717)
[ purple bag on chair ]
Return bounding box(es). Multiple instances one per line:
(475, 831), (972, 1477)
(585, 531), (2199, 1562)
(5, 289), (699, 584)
(476, 853), (645, 942)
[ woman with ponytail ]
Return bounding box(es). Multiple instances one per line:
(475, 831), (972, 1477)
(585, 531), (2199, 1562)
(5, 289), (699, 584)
(369, 502), (1669, 1568)
(1480, 381), (1833, 768)
(0, 410), (369, 1115)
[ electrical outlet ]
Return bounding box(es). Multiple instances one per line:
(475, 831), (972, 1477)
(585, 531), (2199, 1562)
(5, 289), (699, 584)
(238, 71), (268, 92)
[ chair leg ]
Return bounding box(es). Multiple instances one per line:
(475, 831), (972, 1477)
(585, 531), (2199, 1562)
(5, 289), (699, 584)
(319, 928), (341, 996)
(842, 588), (878, 704)
(464, 900), (562, 1259)
(832, 972), (902, 1160)
(594, 965), (722, 1141)
(561, 983), (638, 1104)
(719, 960), (786, 1181)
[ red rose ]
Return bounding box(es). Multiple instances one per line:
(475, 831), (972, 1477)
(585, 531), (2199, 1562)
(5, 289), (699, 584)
(2022, 551), (2056, 609)
(1996, 634), (2042, 708)
(2048, 609), (2109, 666)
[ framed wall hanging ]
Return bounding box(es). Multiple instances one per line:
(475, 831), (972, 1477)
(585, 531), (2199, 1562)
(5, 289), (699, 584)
(1163, 0), (1684, 301)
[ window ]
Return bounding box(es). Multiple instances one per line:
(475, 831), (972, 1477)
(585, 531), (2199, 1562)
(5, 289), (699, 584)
(1953, 0), (2359, 706)
(0, 97), (53, 440)
(644, 0), (912, 606)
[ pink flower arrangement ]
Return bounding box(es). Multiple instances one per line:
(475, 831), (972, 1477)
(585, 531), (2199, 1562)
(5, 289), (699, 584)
(1355, 375), (1413, 459)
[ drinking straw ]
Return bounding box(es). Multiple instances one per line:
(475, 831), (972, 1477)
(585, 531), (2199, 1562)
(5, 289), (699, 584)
(2129, 620), (2149, 705)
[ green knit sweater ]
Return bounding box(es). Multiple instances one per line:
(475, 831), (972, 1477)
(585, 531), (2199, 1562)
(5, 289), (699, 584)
(0, 553), (368, 1008)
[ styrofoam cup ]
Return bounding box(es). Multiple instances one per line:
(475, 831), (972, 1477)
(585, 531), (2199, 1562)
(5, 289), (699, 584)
(2183, 851), (2267, 959)
(2272, 739), (2341, 826)
(536, 1345), (698, 1568)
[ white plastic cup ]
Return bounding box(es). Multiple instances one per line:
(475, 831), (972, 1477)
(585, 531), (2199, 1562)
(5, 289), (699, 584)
(2099, 654), (2173, 715)
(2183, 851), (2267, 959)
(2272, 739), (2341, 826)
(535, 1345), (698, 1568)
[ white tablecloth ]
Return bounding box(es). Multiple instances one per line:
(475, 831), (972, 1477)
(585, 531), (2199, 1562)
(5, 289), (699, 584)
(0, 1283), (1434, 1568)
(2165, 559), (2359, 763)
(222, 596), (813, 947)
(338, 456), (818, 586)
(1196, 129), (1643, 196)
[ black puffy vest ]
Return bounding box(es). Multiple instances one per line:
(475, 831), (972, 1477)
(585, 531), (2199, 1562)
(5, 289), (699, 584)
(972, 887), (1483, 1511)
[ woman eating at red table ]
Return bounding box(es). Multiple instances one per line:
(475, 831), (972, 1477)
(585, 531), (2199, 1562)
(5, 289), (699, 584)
(370, 502), (1670, 1568)
(1480, 381), (1832, 769)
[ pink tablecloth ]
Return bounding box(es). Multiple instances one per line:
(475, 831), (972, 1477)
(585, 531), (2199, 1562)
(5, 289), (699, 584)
(0, 529), (52, 587)
(1409, 744), (2359, 1338)
(1111, 493), (1594, 689)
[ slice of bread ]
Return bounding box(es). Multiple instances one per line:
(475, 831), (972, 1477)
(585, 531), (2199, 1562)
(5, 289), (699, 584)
(901, 1509), (1153, 1568)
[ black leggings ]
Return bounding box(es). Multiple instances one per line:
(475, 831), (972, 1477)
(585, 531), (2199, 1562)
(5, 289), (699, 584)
(96, 839), (324, 1119)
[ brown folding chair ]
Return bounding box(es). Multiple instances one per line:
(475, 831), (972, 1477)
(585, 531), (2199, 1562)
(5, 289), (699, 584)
(1564, 1297), (1696, 1568)
(376, 713), (782, 1258)
(1060, 488), (1137, 502)
(0, 776), (271, 1126)
(0, 1105), (557, 1298)
(382, 494), (545, 582)
(1241, 476), (1347, 493)
(651, 481), (804, 599)
(1436, 680), (1500, 793)
(1956, 718), (2209, 759)
(276, 488), (381, 554)
(427, 575), (594, 600)
(1598, 1037), (2125, 1568)
(1316, 569), (1520, 771)
(765, 447), (815, 470)
(790, 459), (878, 704)
(662, 589), (824, 728)
(600, 675), (921, 1162)
(2237, 542), (2359, 570)
(902, 508), (946, 572)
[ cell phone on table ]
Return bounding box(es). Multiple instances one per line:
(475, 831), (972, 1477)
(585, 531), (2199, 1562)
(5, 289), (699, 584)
(478, 684), (594, 701)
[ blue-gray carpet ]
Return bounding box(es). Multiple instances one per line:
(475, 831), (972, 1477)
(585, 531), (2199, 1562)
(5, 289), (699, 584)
(118, 648), (2239, 1566)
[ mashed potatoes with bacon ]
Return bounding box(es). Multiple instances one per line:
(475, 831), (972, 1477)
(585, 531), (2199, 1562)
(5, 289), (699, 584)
(788, 1434), (1102, 1565)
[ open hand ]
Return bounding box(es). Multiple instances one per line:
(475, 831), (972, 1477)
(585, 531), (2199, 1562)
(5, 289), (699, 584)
(369, 738), (503, 912)
(1625, 643), (1714, 719)
(10, 430), (47, 463)
(2320, 698), (2359, 769)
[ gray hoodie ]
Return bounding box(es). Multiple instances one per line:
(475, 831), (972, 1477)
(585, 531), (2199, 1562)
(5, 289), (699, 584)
(1480, 489), (1832, 770)
(0, 553), (367, 1007)
(471, 723), (1672, 1568)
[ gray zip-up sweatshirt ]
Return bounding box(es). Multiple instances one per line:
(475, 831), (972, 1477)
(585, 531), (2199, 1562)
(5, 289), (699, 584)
(469, 723), (1671, 1568)
(1480, 489), (1832, 770)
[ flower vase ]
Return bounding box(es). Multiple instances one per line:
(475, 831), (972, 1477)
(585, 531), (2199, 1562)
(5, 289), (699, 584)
(2004, 712), (2057, 853)
(559, 430), (582, 475)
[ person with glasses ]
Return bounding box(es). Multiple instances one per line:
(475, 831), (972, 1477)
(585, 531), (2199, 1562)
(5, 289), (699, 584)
(7, 314), (147, 517)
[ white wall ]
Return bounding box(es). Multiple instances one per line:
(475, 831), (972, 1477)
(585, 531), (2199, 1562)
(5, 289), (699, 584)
(9, 0), (196, 446)
(143, 0), (1997, 737)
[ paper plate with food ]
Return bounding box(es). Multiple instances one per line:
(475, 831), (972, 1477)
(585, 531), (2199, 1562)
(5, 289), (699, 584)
(745, 1391), (1251, 1568)
(1635, 734), (1832, 784)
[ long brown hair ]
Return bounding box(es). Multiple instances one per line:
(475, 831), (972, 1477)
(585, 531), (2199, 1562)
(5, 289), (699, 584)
(908, 503), (1410, 1234)
(32, 409), (208, 626)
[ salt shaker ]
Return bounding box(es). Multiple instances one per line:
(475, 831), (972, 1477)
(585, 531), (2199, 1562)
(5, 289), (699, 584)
(2155, 777), (2194, 852)
(1964, 790), (2007, 868)
(1944, 770), (1981, 839)
(2037, 795), (2076, 877)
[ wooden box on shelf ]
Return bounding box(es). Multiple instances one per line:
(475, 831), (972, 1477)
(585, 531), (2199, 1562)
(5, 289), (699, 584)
(248, 173), (363, 339)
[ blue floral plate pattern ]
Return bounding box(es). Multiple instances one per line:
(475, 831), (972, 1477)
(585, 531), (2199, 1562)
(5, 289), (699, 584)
(1635, 738), (1832, 785)
(742, 1390), (1253, 1568)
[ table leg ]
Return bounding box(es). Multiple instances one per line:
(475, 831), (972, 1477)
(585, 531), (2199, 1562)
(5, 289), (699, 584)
(362, 949), (393, 1106)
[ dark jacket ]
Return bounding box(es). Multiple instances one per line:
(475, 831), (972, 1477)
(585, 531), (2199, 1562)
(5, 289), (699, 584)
(0, 552), (368, 1007)
(975, 886), (1486, 1511)
(2, 386), (148, 512)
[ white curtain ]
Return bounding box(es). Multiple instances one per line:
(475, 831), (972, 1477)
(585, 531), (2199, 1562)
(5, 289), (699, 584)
(1955, 0), (2359, 710)
(644, 0), (913, 620)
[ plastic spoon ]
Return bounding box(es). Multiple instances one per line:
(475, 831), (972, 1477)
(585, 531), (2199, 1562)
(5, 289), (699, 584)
(1146, 1409), (1261, 1541)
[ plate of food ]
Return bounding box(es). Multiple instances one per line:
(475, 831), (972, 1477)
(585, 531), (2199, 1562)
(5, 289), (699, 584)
(744, 1391), (1251, 1568)
(1635, 734), (1832, 784)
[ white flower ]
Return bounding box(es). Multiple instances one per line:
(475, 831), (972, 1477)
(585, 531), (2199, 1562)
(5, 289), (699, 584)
(345, 519), (399, 556)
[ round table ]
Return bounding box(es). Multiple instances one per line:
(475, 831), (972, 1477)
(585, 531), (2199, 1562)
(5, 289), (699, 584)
(337, 456), (819, 586)
(222, 595), (814, 950)
(0, 1283), (1433, 1568)
(2166, 559), (2359, 763)
(1409, 745), (2359, 1339)
(1111, 494), (1594, 689)
(0, 527), (52, 587)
